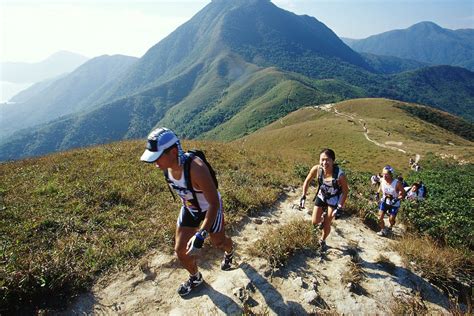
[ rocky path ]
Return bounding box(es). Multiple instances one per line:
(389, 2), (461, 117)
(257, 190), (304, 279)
(67, 189), (451, 315)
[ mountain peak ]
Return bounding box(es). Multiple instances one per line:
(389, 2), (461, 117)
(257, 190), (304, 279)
(212, 0), (269, 4)
(408, 21), (443, 32)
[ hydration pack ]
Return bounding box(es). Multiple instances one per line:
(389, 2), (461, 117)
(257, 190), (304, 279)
(314, 165), (341, 200)
(163, 150), (218, 210)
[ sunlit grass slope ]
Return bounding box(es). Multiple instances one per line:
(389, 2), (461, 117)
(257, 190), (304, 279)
(0, 140), (299, 311)
(202, 70), (365, 141)
(239, 98), (474, 173)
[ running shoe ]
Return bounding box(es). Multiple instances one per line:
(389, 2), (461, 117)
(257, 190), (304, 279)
(177, 272), (203, 297)
(319, 239), (327, 251)
(377, 228), (388, 237)
(221, 249), (234, 271)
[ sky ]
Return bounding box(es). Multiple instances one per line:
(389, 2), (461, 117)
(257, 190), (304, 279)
(1, 0), (473, 63)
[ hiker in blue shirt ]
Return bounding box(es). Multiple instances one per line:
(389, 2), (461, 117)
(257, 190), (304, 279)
(140, 127), (234, 297)
(300, 148), (349, 250)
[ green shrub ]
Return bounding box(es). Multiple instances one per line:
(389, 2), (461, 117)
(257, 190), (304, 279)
(402, 155), (474, 249)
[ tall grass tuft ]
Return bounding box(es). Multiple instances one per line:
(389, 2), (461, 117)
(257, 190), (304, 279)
(394, 234), (473, 306)
(341, 241), (366, 293)
(389, 291), (428, 315)
(249, 219), (319, 270)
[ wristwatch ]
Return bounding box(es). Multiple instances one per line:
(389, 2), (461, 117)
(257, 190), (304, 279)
(198, 229), (209, 239)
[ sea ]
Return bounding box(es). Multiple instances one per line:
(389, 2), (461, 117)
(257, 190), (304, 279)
(0, 81), (33, 103)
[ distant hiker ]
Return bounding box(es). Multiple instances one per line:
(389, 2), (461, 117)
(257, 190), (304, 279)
(397, 176), (408, 188)
(376, 165), (406, 237)
(300, 148), (349, 250)
(370, 174), (381, 186)
(140, 127), (234, 297)
(409, 158), (415, 167)
(406, 182), (420, 201)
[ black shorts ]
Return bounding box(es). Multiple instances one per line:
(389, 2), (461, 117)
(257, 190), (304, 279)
(314, 196), (338, 208)
(177, 206), (224, 233)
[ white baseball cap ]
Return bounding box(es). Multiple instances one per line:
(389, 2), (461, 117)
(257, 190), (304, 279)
(140, 127), (179, 163)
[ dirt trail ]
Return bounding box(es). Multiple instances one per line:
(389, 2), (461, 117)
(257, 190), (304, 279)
(67, 189), (451, 315)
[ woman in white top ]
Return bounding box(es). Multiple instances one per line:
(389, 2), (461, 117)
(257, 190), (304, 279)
(377, 165), (406, 236)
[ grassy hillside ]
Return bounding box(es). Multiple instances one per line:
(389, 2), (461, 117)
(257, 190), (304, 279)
(2, 100), (473, 311)
(0, 140), (299, 312)
(394, 103), (474, 141)
(202, 71), (365, 141)
(239, 98), (474, 173)
(3, 0), (474, 162)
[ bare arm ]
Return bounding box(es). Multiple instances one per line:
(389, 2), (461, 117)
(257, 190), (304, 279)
(190, 158), (219, 232)
(338, 174), (349, 207)
(396, 181), (406, 200)
(302, 165), (319, 196)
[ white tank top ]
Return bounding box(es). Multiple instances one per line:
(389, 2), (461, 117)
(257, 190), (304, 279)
(167, 166), (216, 212)
(381, 178), (399, 199)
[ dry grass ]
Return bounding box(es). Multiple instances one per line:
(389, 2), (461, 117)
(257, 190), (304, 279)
(389, 291), (428, 315)
(394, 234), (473, 303)
(341, 241), (366, 293)
(375, 254), (397, 275)
(241, 98), (474, 173)
(249, 219), (319, 270)
(0, 139), (299, 312)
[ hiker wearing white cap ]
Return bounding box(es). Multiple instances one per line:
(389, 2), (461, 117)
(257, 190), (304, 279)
(140, 127), (234, 297)
(376, 165), (406, 236)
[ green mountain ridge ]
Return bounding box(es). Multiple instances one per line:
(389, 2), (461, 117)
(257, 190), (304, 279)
(1, 2), (474, 161)
(345, 21), (474, 71)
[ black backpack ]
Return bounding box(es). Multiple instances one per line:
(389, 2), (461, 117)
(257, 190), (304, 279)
(314, 165), (341, 200)
(163, 150), (218, 210)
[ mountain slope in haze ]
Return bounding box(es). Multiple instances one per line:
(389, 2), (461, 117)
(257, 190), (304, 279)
(386, 66), (474, 120)
(0, 51), (89, 83)
(98, 0), (372, 105)
(345, 22), (474, 71)
(0, 55), (138, 140)
(0, 0), (375, 159)
(1, 0), (474, 161)
(359, 52), (430, 74)
(239, 98), (474, 172)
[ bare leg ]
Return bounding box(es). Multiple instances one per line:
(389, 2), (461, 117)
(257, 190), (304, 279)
(378, 210), (385, 230)
(175, 227), (199, 275)
(209, 216), (233, 253)
(389, 215), (396, 227)
(322, 207), (336, 240)
(312, 206), (324, 226)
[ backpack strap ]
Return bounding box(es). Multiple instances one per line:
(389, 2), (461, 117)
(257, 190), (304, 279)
(332, 165), (341, 190)
(183, 152), (202, 212)
(313, 167), (324, 201)
(163, 169), (177, 202)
